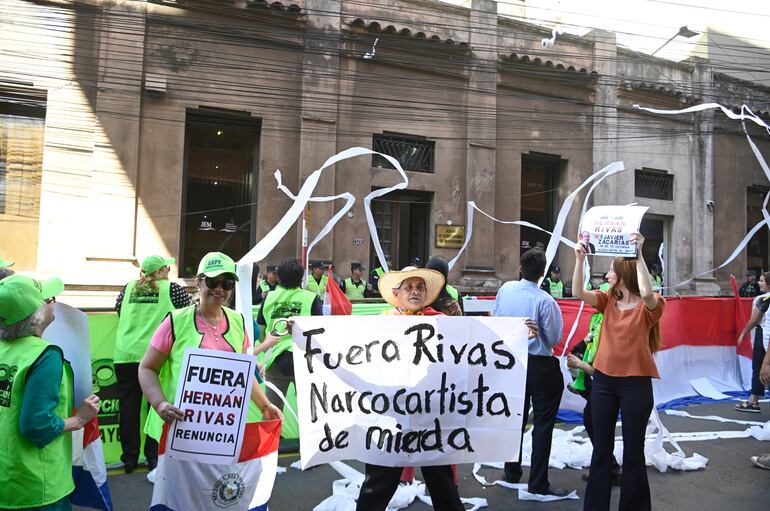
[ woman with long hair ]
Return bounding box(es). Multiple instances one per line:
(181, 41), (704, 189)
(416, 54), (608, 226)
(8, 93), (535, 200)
(572, 232), (664, 511)
(736, 271), (770, 412)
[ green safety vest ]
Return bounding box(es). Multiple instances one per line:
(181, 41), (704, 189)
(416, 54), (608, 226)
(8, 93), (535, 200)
(446, 284), (459, 301)
(375, 267), (385, 278)
(259, 281), (272, 294)
(144, 305), (245, 441)
(115, 279), (174, 364)
(305, 275), (328, 298)
(652, 275), (663, 292)
(0, 337), (74, 508)
(261, 286), (316, 369)
(548, 279), (564, 299)
(599, 282), (611, 292)
(344, 278), (365, 300)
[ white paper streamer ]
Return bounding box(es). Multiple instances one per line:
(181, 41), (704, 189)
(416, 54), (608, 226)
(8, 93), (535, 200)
(235, 147), (409, 349)
(541, 162), (626, 289)
(447, 202), (579, 271)
(664, 409), (765, 426)
(634, 103), (770, 289)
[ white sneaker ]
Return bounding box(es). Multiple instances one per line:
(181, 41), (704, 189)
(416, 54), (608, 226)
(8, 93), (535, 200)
(147, 468), (157, 484)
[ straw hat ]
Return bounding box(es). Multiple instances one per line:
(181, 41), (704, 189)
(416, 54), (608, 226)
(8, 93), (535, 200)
(378, 266), (445, 308)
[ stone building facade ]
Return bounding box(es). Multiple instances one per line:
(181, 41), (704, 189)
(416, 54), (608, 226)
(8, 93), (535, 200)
(2, 0), (769, 306)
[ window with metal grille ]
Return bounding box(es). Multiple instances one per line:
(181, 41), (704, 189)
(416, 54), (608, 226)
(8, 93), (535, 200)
(372, 133), (435, 173)
(635, 168), (673, 201)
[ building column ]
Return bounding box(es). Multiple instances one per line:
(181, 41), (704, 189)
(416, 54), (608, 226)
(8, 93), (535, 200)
(296, 0), (341, 263)
(459, 0), (501, 292)
(589, 29), (619, 278)
(691, 58), (720, 295)
(87, 0), (147, 263)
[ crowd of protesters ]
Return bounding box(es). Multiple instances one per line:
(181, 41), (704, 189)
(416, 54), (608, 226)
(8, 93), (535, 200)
(3, 233), (770, 511)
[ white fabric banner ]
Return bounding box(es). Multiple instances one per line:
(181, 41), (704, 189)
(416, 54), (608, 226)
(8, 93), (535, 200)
(292, 316), (529, 469)
(168, 348), (255, 465)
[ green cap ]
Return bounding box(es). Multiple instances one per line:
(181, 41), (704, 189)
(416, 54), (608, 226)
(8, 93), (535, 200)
(0, 274), (64, 327)
(197, 252), (239, 281)
(0, 258), (14, 269)
(141, 255), (175, 274)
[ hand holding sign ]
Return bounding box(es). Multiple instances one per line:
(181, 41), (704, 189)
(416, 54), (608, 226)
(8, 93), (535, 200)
(157, 400), (185, 424)
(629, 231), (645, 256)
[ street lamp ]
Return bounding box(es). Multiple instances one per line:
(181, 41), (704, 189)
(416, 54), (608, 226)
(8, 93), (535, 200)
(650, 26), (699, 56)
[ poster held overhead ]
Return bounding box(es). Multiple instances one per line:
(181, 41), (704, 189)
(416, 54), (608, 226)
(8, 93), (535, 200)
(579, 206), (649, 257)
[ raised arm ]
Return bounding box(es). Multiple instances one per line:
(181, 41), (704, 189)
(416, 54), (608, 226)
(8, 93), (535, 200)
(631, 232), (658, 310)
(573, 236), (599, 307)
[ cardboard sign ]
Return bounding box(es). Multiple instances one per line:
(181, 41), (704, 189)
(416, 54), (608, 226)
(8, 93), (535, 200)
(46, 303), (93, 404)
(168, 349), (255, 464)
(292, 316), (529, 469)
(579, 206), (649, 257)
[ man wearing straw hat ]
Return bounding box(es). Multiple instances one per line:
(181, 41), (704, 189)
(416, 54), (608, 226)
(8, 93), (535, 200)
(356, 265), (465, 511)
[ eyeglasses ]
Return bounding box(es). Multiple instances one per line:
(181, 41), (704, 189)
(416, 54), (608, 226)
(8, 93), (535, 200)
(44, 297), (56, 304)
(204, 277), (236, 291)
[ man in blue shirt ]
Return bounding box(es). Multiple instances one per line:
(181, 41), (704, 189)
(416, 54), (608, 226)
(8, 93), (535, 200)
(494, 248), (569, 497)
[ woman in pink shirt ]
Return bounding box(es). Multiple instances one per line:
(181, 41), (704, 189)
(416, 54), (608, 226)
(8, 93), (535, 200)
(138, 252), (283, 444)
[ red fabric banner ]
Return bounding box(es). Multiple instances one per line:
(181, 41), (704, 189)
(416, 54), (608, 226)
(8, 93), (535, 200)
(553, 296), (755, 356)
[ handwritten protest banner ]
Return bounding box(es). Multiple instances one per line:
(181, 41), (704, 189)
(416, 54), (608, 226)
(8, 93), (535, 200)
(579, 205), (649, 257)
(292, 316), (529, 469)
(168, 349), (255, 464)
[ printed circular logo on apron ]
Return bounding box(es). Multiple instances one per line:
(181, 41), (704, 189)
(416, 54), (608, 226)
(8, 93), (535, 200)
(211, 473), (244, 508)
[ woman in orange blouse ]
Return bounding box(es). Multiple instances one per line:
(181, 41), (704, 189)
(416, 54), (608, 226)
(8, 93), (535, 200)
(572, 232), (664, 511)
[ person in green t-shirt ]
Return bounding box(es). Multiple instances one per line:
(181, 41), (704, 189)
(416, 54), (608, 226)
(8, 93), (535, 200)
(0, 275), (100, 510)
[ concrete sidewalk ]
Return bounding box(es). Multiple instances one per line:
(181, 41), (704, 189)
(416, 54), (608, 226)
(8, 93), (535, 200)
(82, 402), (770, 511)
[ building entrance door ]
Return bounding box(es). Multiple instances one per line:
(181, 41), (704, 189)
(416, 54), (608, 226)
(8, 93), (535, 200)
(370, 190), (431, 270)
(520, 153), (560, 256)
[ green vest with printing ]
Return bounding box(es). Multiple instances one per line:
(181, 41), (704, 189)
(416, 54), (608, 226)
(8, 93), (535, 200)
(548, 279), (564, 299)
(144, 305), (245, 441)
(115, 279), (174, 364)
(261, 286), (316, 369)
(446, 284), (459, 301)
(0, 337), (74, 508)
(344, 278), (365, 300)
(305, 275), (328, 298)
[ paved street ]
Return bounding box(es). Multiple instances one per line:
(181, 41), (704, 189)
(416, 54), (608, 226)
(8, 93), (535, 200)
(83, 402), (770, 511)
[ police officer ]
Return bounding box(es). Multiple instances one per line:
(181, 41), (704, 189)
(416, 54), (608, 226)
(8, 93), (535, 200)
(305, 260), (329, 299)
(650, 264), (664, 293)
(254, 265), (278, 305)
(540, 265), (565, 298)
(366, 252), (391, 298)
(341, 263), (366, 300)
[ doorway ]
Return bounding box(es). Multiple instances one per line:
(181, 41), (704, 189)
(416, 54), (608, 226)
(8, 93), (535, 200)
(370, 190), (432, 270)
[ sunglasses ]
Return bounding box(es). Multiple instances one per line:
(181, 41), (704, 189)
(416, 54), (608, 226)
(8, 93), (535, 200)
(44, 297), (56, 304)
(204, 277), (236, 291)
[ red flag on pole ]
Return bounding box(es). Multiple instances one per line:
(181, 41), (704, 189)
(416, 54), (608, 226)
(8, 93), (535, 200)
(324, 265), (352, 315)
